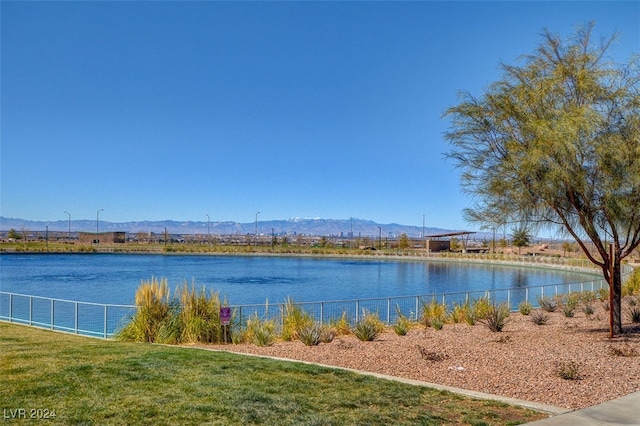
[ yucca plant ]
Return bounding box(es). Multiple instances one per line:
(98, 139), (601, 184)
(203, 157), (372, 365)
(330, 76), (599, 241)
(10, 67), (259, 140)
(480, 302), (510, 332)
(329, 312), (352, 336)
(352, 312), (385, 341)
(537, 295), (558, 312)
(531, 310), (550, 325)
(297, 323), (323, 346)
(393, 314), (412, 336)
(581, 302), (595, 318)
(628, 306), (640, 323)
(280, 297), (313, 341)
(245, 313), (276, 347)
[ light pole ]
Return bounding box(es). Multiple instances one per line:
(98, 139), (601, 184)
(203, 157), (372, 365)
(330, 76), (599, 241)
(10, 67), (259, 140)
(96, 209), (104, 244)
(255, 211), (260, 247)
(206, 214), (210, 244)
(64, 211), (71, 243)
(377, 226), (382, 250)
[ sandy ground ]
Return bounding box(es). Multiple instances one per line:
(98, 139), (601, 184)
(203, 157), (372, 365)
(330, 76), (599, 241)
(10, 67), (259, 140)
(202, 303), (640, 411)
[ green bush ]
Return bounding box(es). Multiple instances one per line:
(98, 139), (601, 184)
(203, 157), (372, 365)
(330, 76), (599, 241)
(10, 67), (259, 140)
(518, 301), (532, 316)
(116, 277), (173, 343)
(623, 267), (640, 296)
(245, 313), (276, 347)
(581, 302), (595, 318)
(297, 323), (323, 346)
(554, 361), (582, 380)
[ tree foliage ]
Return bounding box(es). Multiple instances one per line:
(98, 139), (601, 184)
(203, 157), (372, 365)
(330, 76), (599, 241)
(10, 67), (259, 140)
(444, 23), (640, 335)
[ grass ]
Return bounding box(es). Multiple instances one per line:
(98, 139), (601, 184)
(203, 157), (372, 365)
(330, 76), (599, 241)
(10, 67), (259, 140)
(1, 322), (547, 425)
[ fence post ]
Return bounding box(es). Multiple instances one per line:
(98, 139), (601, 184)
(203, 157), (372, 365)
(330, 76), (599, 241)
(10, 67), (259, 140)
(387, 298), (391, 324)
(75, 302), (79, 334)
(51, 299), (54, 330)
(29, 296), (33, 326)
(320, 302), (324, 326)
(104, 304), (108, 339)
(355, 299), (359, 323)
(9, 293), (13, 322)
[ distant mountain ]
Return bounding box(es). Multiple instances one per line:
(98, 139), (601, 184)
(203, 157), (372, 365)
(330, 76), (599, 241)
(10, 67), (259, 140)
(0, 216), (474, 239)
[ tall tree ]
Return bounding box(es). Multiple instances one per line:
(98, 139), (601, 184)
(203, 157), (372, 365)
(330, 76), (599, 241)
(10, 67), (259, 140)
(444, 23), (640, 335)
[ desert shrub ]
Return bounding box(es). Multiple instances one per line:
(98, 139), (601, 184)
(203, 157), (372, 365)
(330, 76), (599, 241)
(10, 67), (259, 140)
(518, 301), (532, 316)
(537, 296), (557, 312)
(449, 301), (472, 324)
(431, 317), (444, 331)
(554, 361), (582, 380)
(319, 325), (336, 343)
(280, 297), (313, 341)
(352, 312), (385, 341)
(480, 302), (510, 332)
(393, 313), (412, 336)
(609, 344), (639, 357)
(580, 291), (597, 304)
(623, 267), (640, 296)
(627, 306), (640, 323)
(297, 323), (323, 346)
(581, 302), (595, 318)
(627, 296), (638, 307)
(530, 310), (550, 325)
(597, 288), (609, 302)
(472, 297), (492, 321)
(329, 312), (352, 336)
(561, 304), (575, 318)
(420, 300), (447, 328)
(245, 313), (276, 347)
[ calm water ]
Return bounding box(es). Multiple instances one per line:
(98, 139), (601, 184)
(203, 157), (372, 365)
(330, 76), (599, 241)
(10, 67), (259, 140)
(0, 253), (597, 306)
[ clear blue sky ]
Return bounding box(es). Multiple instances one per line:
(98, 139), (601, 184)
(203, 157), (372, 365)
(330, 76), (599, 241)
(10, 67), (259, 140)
(2, 1), (638, 231)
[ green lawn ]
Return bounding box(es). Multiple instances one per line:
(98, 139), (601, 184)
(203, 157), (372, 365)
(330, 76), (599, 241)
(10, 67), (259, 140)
(1, 322), (546, 425)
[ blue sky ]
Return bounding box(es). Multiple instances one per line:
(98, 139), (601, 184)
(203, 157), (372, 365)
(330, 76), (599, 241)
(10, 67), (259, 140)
(2, 1), (638, 231)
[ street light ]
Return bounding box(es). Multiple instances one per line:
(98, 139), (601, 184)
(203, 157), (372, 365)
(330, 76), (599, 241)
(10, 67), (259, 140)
(96, 209), (104, 244)
(377, 226), (382, 250)
(255, 211), (260, 247)
(64, 211), (71, 243)
(206, 214), (210, 244)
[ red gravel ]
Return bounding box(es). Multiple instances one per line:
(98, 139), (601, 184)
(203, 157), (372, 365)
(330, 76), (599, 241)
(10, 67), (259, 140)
(203, 304), (640, 410)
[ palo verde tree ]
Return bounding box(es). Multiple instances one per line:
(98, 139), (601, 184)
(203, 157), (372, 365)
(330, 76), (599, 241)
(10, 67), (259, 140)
(444, 23), (640, 336)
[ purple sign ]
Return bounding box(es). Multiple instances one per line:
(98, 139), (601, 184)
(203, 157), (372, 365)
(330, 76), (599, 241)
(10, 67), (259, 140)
(220, 307), (232, 325)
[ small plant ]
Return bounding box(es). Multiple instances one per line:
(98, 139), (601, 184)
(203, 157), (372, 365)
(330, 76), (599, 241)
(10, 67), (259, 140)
(627, 306), (640, 323)
(472, 296), (492, 321)
(393, 314), (412, 336)
(627, 296), (638, 307)
(420, 300), (447, 328)
(431, 317), (444, 331)
(481, 302), (510, 332)
(329, 312), (352, 336)
(280, 297), (314, 341)
(297, 323), (323, 346)
(530, 310), (550, 325)
(554, 361), (582, 380)
(245, 313), (276, 347)
(352, 312), (385, 341)
(518, 301), (532, 316)
(561, 304), (575, 318)
(609, 344), (639, 357)
(580, 291), (597, 304)
(581, 302), (595, 318)
(537, 296), (557, 312)
(417, 346), (448, 362)
(449, 301), (472, 324)
(597, 288), (609, 302)
(495, 335), (512, 344)
(319, 325), (336, 343)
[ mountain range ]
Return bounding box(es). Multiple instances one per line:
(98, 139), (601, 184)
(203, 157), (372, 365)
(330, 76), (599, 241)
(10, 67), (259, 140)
(0, 216), (473, 239)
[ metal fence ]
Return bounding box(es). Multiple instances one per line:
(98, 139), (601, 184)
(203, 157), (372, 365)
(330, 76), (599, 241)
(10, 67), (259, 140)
(0, 293), (136, 338)
(1, 263), (633, 338)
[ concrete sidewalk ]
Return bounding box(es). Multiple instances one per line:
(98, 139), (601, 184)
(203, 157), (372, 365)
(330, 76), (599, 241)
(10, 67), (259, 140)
(525, 391), (640, 425)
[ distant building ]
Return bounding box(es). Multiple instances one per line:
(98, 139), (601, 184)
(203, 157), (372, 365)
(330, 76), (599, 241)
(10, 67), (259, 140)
(78, 232), (126, 244)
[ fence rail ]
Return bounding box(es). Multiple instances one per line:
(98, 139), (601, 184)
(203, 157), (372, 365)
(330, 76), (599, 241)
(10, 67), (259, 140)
(1, 263), (633, 338)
